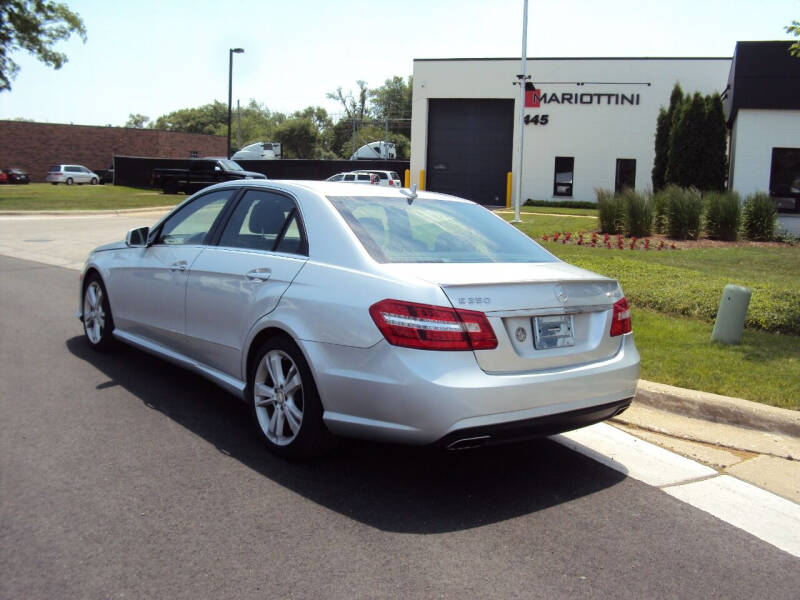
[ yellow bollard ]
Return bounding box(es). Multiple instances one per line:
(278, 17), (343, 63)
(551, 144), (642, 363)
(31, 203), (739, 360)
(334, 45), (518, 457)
(506, 172), (512, 208)
(404, 169), (410, 188)
(419, 169), (425, 190)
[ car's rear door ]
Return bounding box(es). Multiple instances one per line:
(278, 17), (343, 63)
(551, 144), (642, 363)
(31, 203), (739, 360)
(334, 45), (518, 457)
(184, 188), (309, 379)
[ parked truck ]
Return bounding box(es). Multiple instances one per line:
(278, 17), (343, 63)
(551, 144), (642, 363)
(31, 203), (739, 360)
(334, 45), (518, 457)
(151, 159), (266, 194)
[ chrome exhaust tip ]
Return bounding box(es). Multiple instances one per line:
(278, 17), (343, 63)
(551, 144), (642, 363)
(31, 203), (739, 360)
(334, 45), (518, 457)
(446, 435), (491, 451)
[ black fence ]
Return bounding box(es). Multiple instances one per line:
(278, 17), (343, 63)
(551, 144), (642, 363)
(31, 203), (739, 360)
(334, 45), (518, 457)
(113, 155), (411, 188)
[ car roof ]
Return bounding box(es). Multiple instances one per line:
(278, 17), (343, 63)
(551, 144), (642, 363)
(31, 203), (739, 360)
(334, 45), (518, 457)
(206, 178), (475, 203)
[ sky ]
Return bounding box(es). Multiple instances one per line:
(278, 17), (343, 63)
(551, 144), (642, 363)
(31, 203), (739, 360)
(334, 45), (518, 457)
(1, 0), (798, 127)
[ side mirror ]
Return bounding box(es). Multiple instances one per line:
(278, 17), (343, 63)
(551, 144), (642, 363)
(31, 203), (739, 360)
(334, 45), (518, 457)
(214, 165), (222, 172)
(126, 226), (150, 247)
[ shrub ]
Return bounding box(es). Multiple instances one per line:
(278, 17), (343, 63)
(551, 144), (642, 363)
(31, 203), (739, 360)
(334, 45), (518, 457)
(704, 191), (741, 241)
(622, 188), (653, 237)
(596, 188), (625, 234)
(742, 193), (777, 241)
(666, 186), (703, 240)
(652, 188), (671, 234)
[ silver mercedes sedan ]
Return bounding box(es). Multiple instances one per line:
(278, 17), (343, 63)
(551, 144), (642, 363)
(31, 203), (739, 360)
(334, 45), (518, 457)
(79, 180), (639, 457)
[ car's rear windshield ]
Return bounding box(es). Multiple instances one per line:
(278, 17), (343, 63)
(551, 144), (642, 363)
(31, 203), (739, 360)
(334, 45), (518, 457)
(328, 195), (557, 264)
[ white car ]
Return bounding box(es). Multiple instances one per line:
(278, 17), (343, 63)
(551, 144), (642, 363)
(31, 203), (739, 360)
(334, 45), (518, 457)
(78, 180), (639, 458)
(325, 171), (377, 184)
(47, 164), (100, 185)
(355, 170), (402, 187)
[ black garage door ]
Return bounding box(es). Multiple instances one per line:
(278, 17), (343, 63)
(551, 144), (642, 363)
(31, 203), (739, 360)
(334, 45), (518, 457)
(426, 99), (514, 205)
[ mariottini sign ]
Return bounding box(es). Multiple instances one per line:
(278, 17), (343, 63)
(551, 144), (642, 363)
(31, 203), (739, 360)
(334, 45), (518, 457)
(525, 83), (641, 107)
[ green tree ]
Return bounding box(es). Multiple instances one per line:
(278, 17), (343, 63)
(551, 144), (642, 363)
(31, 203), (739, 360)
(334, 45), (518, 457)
(651, 84), (683, 190)
(272, 118), (319, 158)
(702, 93), (728, 191)
(152, 101), (229, 135)
(786, 20), (800, 57)
(125, 113), (150, 128)
(667, 93), (707, 187)
(327, 81), (368, 121)
(369, 75), (412, 138)
(1, 0), (87, 91)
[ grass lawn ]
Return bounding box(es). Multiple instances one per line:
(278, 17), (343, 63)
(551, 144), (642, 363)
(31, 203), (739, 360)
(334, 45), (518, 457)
(496, 206), (599, 217)
(0, 183), (175, 210)
(634, 308), (799, 410)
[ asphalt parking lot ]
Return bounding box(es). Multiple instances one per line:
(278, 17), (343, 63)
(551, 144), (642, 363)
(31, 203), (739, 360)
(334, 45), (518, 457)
(2, 254), (799, 599)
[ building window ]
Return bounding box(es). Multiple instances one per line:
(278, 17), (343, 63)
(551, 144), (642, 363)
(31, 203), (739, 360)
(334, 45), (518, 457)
(553, 157), (574, 197)
(190, 151), (199, 158)
(615, 159), (636, 192)
(769, 148), (800, 197)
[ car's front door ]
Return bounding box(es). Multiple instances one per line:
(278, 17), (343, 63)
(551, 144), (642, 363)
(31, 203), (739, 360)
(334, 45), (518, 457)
(110, 188), (236, 353)
(184, 188), (309, 379)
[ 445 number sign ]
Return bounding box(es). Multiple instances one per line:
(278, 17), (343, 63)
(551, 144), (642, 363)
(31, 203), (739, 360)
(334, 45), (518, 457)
(524, 114), (549, 125)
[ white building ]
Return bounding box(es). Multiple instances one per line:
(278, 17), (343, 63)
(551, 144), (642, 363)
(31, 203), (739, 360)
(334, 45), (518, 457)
(410, 56), (731, 205)
(724, 41), (800, 210)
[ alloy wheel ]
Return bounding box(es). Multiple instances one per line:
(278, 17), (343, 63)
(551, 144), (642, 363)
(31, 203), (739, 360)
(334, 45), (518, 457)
(83, 281), (105, 344)
(253, 350), (304, 445)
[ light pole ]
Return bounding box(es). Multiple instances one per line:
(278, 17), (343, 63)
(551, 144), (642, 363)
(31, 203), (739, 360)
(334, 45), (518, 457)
(227, 47), (244, 159)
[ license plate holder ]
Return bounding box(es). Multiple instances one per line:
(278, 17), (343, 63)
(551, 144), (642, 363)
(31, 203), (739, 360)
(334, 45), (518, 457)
(533, 314), (575, 350)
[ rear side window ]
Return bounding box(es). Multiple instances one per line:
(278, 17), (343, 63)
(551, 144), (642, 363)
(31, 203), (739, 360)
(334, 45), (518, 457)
(328, 196), (557, 264)
(49, 166), (60, 172)
(219, 189), (306, 255)
(66, 166), (80, 172)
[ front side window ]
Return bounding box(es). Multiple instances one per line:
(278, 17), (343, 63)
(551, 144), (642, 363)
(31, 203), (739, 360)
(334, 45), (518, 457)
(218, 189), (305, 254)
(553, 157), (574, 197)
(328, 195), (557, 264)
(157, 189), (234, 245)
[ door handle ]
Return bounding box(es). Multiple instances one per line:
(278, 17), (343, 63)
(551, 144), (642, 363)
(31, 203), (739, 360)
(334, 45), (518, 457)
(169, 260), (188, 272)
(246, 268), (272, 282)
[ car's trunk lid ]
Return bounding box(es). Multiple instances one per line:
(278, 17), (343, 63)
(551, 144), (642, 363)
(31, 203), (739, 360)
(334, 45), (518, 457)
(382, 262), (624, 373)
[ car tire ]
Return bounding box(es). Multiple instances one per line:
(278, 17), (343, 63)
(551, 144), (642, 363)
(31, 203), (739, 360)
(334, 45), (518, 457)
(66, 177), (74, 185)
(248, 336), (334, 458)
(82, 274), (115, 352)
(91, 177), (98, 185)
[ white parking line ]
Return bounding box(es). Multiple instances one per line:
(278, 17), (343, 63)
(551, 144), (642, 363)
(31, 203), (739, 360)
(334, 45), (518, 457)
(553, 423), (800, 557)
(664, 476), (800, 557)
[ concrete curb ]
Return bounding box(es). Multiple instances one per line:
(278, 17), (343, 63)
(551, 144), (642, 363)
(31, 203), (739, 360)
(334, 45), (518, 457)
(635, 380), (800, 438)
(0, 206), (174, 217)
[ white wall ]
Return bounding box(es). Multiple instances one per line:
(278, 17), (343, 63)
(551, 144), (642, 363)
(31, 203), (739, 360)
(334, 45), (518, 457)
(411, 58), (731, 203)
(729, 109), (800, 197)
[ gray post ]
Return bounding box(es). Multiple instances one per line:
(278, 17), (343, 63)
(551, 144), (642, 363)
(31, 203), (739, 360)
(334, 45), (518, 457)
(711, 284), (752, 344)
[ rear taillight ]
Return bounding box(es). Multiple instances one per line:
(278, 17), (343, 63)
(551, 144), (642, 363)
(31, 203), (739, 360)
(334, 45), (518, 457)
(610, 297), (632, 336)
(369, 299), (497, 351)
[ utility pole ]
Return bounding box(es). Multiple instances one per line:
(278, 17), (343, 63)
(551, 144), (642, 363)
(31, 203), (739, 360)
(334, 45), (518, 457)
(237, 99), (242, 150)
(513, 0), (529, 223)
(227, 47), (244, 159)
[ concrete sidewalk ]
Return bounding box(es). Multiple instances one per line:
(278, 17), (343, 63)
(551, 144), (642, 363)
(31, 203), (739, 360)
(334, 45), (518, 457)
(612, 381), (800, 503)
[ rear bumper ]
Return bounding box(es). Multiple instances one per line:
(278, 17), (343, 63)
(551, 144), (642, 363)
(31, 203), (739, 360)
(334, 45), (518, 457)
(304, 334), (640, 445)
(436, 398), (631, 449)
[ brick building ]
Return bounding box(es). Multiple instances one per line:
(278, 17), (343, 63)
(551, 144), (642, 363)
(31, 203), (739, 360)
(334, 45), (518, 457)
(0, 121), (226, 182)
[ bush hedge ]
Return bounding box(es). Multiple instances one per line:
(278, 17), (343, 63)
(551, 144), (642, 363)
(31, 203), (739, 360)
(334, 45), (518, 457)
(666, 186), (703, 240)
(622, 188), (653, 237)
(742, 192), (777, 241)
(704, 191), (741, 241)
(596, 188), (626, 234)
